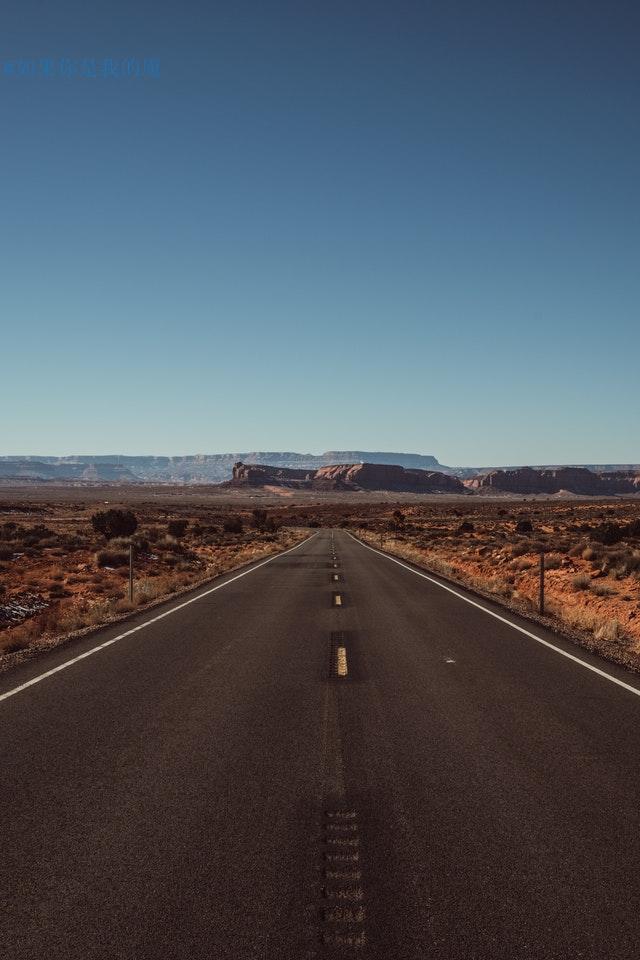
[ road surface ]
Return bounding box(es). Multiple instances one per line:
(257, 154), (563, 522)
(2, 529), (640, 959)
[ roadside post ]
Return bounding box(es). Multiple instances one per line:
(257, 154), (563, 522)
(539, 550), (545, 615)
(129, 543), (134, 603)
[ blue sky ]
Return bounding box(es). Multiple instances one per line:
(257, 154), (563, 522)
(1, 1), (638, 466)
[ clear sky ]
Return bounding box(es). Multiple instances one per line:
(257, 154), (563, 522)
(1, 1), (638, 466)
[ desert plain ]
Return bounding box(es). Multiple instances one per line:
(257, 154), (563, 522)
(1, 484), (639, 674)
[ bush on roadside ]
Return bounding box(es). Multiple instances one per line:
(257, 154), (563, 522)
(223, 516), (243, 534)
(91, 509), (138, 541)
(168, 519), (189, 539)
(95, 549), (129, 568)
(572, 573), (591, 591)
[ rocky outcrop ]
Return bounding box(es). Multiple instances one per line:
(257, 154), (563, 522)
(225, 461), (465, 493)
(465, 467), (640, 496)
(227, 462), (313, 487)
(312, 463), (465, 493)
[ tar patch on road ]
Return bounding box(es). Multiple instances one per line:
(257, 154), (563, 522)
(321, 809), (367, 949)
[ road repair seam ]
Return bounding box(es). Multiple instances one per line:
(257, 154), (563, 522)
(0, 532), (317, 705)
(349, 533), (640, 700)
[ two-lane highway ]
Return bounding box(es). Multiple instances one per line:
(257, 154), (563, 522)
(2, 529), (640, 959)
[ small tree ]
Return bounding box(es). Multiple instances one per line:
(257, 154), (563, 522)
(223, 516), (243, 534)
(515, 519), (533, 534)
(389, 509), (405, 537)
(251, 509), (268, 531)
(168, 519), (189, 539)
(91, 509), (138, 541)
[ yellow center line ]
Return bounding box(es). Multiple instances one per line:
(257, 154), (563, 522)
(336, 646), (348, 676)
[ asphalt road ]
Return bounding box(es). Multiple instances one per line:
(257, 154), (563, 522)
(2, 529), (640, 959)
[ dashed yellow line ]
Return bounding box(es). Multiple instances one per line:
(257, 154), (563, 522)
(336, 646), (348, 677)
(334, 594), (342, 607)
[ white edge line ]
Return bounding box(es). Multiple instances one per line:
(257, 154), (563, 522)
(348, 533), (640, 700)
(0, 532), (317, 705)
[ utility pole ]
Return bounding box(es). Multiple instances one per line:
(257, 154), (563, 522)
(129, 543), (134, 603)
(539, 550), (545, 615)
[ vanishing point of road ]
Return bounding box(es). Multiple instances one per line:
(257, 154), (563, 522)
(2, 529), (640, 959)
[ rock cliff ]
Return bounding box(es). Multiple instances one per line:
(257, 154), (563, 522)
(312, 463), (465, 493)
(465, 466), (640, 496)
(226, 461), (465, 493)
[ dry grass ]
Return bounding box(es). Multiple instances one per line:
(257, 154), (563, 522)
(0, 497), (307, 667)
(350, 498), (640, 668)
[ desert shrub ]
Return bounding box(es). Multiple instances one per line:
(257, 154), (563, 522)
(251, 509), (268, 531)
(223, 516), (243, 534)
(592, 522), (624, 545)
(157, 535), (185, 554)
(95, 549), (129, 568)
(626, 519), (640, 538)
(115, 598), (136, 613)
(146, 526), (161, 543)
(592, 583), (617, 597)
(572, 573), (591, 591)
(63, 535), (84, 550)
(91, 509), (138, 541)
(594, 619), (623, 642)
(515, 519), (533, 533)
(559, 605), (599, 632)
(308, 520), (320, 528)
(457, 521), (474, 533)
(19, 524), (54, 542)
(109, 537), (133, 550)
(581, 546), (598, 561)
(511, 557), (534, 571)
(0, 544), (13, 561)
(510, 542), (529, 557)
(48, 583), (68, 598)
(168, 519), (189, 539)
(0, 632), (32, 655)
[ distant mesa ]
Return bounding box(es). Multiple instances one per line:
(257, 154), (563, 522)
(464, 466), (640, 496)
(229, 462), (314, 486)
(227, 460), (465, 494)
(0, 460), (137, 483)
(0, 454), (639, 496)
(0, 451), (447, 485)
